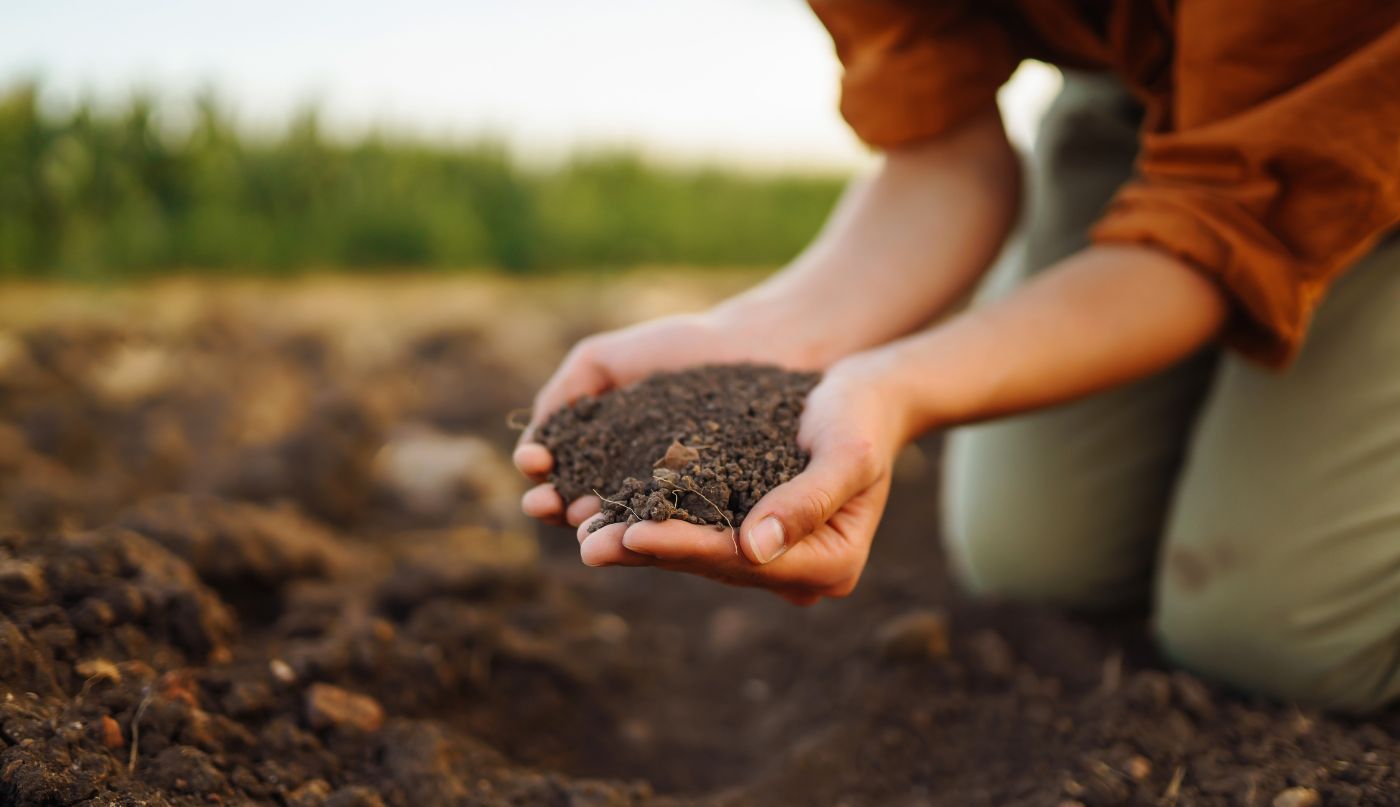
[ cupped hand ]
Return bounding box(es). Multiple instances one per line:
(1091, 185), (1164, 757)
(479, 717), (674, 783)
(514, 310), (815, 526)
(574, 355), (910, 605)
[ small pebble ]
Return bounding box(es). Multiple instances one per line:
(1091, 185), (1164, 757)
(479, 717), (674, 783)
(370, 618), (396, 643)
(0, 559), (48, 605)
(287, 779), (333, 806)
(592, 613), (630, 645)
(158, 671), (199, 707)
(875, 609), (950, 663)
(1273, 787), (1321, 807)
(1126, 755), (1152, 781)
(969, 630), (1015, 678)
(75, 658), (122, 685)
(99, 715), (123, 749)
(269, 658), (297, 684)
(305, 683), (384, 733)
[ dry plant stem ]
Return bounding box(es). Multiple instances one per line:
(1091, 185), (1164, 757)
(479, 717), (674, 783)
(75, 674), (102, 704)
(683, 485), (738, 555)
(505, 408), (533, 431)
(1164, 765), (1185, 804)
(128, 685), (155, 773)
(593, 489), (640, 522)
(654, 472), (738, 555)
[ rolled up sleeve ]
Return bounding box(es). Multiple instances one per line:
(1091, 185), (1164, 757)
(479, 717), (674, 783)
(1092, 3), (1400, 366)
(809, 0), (1021, 148)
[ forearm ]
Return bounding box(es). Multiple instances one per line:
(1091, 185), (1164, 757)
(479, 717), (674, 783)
(712, 109), (1020, 368)
(868, 244), (1229, 441)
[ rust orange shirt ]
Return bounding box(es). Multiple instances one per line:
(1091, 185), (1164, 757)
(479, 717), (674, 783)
(810, 0), (1400, 366)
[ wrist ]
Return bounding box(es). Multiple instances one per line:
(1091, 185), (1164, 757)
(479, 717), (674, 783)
(827, 348), (923, 454)
(706, 289), (839, 370)
(852, 326), (981, 445)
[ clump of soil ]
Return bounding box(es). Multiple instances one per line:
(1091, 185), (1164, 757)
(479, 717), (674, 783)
(536, 365), (819, 531)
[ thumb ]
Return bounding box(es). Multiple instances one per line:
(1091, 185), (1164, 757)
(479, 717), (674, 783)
(739, 439), (879, 565)
(525, 339), (613, 436)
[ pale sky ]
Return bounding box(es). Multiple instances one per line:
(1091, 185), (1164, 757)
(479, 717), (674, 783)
(2, 0), (1060, 170)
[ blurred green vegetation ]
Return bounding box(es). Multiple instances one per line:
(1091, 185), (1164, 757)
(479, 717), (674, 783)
(0, 83), (849, 278)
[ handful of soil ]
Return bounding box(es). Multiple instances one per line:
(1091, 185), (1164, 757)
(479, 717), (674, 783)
(537, 364), (820, 532)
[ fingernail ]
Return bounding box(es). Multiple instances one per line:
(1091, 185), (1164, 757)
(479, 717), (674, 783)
(579, 535), (603, 567)
(746, 517), (787, 565)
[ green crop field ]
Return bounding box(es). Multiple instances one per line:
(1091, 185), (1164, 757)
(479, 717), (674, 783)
(0, 83), (849, 279)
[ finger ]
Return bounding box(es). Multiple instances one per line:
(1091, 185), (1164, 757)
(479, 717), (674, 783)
(620, 518), (739, 563)
(613, 511), (873, 596)
(739, 440), (880, 566)
(621, 518), (851, 593)
(528, 341), (612, 431)
(576, 514), (605, 544)
(579, 522), (653, 567)
(521, 483), (565, 523)
(513, 442), (554, 482)
(565, 495), (602, 528)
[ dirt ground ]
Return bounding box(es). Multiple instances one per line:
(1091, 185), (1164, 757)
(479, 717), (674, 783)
(1, 274), (1398, 807)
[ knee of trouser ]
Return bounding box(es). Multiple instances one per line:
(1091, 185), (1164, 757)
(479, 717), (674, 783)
(944, 492), (1136, 610)
(1156, 574), (1400, 714)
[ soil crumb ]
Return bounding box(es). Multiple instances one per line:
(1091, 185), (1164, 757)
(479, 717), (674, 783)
(537, 364), (819, 531)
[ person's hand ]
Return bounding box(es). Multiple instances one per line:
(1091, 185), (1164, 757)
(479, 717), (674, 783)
(574, 354), (911, 605)
(514, 309), (820, 527)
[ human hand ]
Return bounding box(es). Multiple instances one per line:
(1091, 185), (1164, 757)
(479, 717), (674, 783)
(514, 308), (820, 527)
(574, 354), (910, 605)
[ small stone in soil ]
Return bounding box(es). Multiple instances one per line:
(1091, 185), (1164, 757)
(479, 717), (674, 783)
(99, 715), (124, 749)
(288, 779), (333, 805)
(269, 658), (297, 684)
(1125, 755), (1152, 781)
(0, 559), (48, 606)
(968, 629), (1015, 678)
(875, 609), (951, 663)
(1273, 787), (1321, 807)
(75, 658), (122, 685)
(306, 683), (385, 733)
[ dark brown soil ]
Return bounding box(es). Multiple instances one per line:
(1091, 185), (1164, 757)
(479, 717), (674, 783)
(1, 281), (1398, 807)
(537, 365), (819, 531)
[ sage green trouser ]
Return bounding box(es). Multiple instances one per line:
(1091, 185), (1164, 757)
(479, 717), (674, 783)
(943, 71), (1400, 713)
